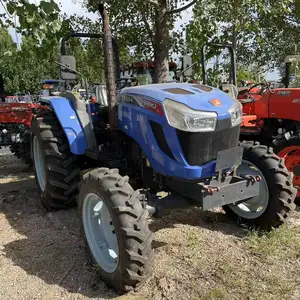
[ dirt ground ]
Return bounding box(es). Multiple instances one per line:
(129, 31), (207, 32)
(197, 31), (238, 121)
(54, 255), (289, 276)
(1, 151), (300, 300)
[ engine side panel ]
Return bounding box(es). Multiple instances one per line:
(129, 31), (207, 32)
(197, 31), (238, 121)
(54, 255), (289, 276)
(269, 88), (300, 122)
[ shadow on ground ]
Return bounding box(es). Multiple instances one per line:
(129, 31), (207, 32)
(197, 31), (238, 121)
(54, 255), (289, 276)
(0, 154), (271, 299)
(149, 206), (248, 250)
(0, 173), (248, 299)
(0, 156), (117, 299)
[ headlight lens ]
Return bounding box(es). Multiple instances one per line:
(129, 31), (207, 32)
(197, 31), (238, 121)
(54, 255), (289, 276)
(163, 99), (217, 132)
(229, 101), (242, 127)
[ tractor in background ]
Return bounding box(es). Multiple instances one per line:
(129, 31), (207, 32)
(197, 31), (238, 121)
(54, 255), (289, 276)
(120, 55), (195, 84)
(30, 6), (295, 293)
(202, 44), (300, 203)
(238, 55), (300, 203)
(0, 79), (64, 165)
(40, 79), (66, 97)
(120, 60), (178, 84)
(0, 84), (47, 165)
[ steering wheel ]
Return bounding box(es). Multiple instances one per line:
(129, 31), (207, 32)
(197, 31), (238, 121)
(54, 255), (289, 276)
(116, 77), (138, 89)
(247, 81), (274, 95)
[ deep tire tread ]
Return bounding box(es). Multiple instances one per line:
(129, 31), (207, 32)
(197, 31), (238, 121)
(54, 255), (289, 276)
(225, 141), (296, 230)
(31, 110), (80, 210)
(78, 168), (153, 293)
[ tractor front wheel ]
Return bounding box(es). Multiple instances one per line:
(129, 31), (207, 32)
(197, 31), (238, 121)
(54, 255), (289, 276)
(223, 141), (296, 230)
(78, 168), (153, 293)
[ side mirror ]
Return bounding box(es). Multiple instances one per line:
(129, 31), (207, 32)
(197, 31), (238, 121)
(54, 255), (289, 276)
(60, 55), (77, 80)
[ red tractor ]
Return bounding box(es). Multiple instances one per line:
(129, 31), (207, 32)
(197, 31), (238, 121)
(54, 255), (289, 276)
(201, 46), (300, 202)
(0, 81), (58, 165)
(0, 101), (40, 165)
(238, 55), (300, 202)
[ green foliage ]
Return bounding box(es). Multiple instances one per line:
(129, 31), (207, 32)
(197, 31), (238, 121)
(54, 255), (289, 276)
(247, 225), (300, 260)
(86, 0), (156, 59)
(237, 66), (263, 85)
(4, 0), (300, 90)
(0, 14), (125, 95)
(0, 30), (60, 94)
(1, 0), (62, 41)
(187, 0), (300, 81)
(86, 0), (197, 82)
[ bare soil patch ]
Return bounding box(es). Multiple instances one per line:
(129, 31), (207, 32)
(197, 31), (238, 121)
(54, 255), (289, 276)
(1, 152), (299, 300)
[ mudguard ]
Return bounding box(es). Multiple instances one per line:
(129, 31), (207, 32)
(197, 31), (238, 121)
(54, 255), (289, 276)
(39, 96), (87, 155)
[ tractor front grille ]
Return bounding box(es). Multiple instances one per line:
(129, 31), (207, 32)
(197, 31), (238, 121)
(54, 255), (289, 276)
(177, 122), (240, 166)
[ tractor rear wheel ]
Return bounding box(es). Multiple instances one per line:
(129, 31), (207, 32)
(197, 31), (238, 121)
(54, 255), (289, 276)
(273, 134), (300, 205)
(78, 168), (153, 293)
(223, 141), (296, 231)
(31, 109), (81, 210)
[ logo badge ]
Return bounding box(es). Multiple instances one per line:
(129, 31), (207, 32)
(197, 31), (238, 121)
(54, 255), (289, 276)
(210, 99), (222, 106)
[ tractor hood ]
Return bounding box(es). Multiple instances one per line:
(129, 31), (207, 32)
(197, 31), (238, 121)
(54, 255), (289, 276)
(121, 83), (237, 118)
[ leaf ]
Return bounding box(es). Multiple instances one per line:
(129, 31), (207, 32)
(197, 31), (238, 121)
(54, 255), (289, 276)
(6, 2), (16, 15)
(40, 0), (56, 14)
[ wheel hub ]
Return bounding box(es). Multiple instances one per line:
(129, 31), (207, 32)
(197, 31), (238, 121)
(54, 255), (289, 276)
(228, 159), (269, 219)
(82, 193), (119, 273)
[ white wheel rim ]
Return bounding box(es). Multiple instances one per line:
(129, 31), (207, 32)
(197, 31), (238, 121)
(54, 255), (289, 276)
(228, 159), (269, 219)
(33, 136), (46, 192)
(82, 193), (119, 273)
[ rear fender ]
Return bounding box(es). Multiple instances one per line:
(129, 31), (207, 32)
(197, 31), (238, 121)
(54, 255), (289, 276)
(39, 96), (87, 155)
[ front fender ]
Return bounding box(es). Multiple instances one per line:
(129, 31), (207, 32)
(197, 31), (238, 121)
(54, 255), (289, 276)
(39, 96), (87, 155)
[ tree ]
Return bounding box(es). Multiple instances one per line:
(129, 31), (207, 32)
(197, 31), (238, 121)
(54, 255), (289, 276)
(0, 0), (62, 41)
(0, 27), (17, 96)
(86, 0), (196, 83)
(186, 0), (300, 81)
(0, 14), (133, 95)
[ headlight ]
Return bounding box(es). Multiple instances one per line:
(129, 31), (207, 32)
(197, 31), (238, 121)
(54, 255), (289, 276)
(163, 99), (217, 132)
(229, 101), (242, 127)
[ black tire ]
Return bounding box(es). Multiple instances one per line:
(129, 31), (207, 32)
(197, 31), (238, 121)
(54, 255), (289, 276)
(10, 142), (32, 166)
(273, 134), (300, 205)
(223, 141), (296, 231)
(78, 168), (153, 293)
(31, 109), (81, 210)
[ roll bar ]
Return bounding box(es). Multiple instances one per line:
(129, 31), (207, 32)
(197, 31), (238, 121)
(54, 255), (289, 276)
(60, 32), (120, 80)
(201, 43), (237, 86)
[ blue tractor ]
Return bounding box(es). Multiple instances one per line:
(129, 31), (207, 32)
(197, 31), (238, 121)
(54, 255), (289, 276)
(31, 6), (296, 293)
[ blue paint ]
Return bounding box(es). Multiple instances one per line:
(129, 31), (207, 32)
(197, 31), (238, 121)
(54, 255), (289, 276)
(41, 83), (239, 181)
(42, 79), (64, 84)
(117, 83), (238, 180)
(40, 96), (87, 155)
(88, 103), (103, 123)
(122, 83), (234, 119)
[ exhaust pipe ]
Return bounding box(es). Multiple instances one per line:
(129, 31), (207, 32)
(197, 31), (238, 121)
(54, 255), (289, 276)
(99, 4), (117, 129)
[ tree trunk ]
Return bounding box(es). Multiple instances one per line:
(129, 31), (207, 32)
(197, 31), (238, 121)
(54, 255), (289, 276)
(230, 22), (237, 84)
(154, 1), (169, 83)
